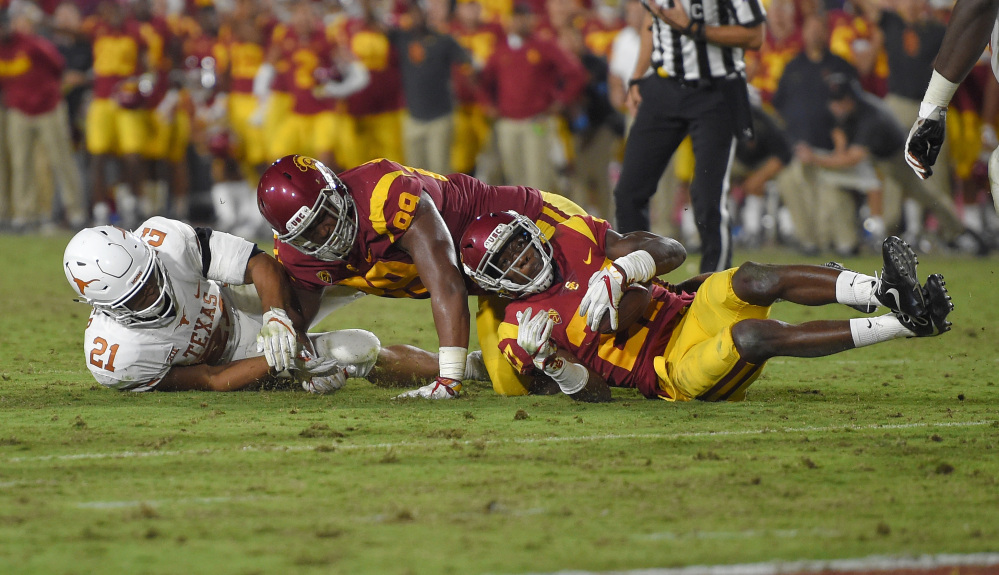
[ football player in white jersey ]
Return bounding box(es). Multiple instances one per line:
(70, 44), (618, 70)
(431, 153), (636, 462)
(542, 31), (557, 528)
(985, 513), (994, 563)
(904, 0), (999, 214)
(64, 217), (475, 392)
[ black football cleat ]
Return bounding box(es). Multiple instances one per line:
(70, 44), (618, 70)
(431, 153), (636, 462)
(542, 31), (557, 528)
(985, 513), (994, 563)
(897, 273), (953, 337)
(874, 236), (926, 317)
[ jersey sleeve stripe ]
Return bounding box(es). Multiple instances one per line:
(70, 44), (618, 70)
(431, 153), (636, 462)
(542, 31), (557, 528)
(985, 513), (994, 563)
(369, 170), (409, 242)
(559, 216), (599, 244)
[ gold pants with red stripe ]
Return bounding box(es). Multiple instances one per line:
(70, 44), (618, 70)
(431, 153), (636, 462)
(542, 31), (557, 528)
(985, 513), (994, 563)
(653, 268), (769, 402)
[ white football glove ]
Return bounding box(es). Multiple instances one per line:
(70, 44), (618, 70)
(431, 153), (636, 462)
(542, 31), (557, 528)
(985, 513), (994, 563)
(578, 251), (657, 332)
(904, 105), (946, 180)
(256, 308), (298, 372)
(395, 377), (461, 399)
(578, 264), (627, 332)
(295, 351), (348, 394)
(302, 371), (347, 394)
(516, 307), (557, 371)
(294, 354), (344, 378)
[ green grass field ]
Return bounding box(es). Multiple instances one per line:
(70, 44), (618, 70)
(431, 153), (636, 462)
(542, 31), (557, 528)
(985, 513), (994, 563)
(1, 233), (998, 575)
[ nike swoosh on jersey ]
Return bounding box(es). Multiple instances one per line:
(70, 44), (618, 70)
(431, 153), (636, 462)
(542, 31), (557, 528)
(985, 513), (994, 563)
(583, 249), (592, 265)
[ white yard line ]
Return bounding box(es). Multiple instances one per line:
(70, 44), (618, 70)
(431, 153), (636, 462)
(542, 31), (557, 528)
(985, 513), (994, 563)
(74, 496), (251, 509)
(7, 419), (995, 464)
(637, 528), (843, 541)
(514, 552), (999, 575)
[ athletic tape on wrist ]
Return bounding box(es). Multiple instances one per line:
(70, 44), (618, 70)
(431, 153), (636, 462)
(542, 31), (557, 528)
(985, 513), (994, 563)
(439, 346), (467, 381)
(922, 70), (959, 111)
(615, 250), (657, 283)
(545, 358), (589, 395)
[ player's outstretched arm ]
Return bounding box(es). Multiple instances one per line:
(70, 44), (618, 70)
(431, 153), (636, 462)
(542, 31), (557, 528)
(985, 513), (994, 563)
(906, 0), (999, 178)
(244, 252), (315, 372)
(244, 252), (308, 328)
(604, 229), (686, 277)
(155, 357), (275, 392)
(398, 192), (471, 388)
(933, 0), (999, 84)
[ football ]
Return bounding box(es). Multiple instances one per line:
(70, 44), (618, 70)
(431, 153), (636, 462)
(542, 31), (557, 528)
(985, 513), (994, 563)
(596, 284), (652, 335)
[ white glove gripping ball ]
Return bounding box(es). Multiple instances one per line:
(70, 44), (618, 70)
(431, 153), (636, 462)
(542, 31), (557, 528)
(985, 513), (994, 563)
(515, 307), (557, 371)
(256, 307), (298, 372)
(578, 265), (626, 332)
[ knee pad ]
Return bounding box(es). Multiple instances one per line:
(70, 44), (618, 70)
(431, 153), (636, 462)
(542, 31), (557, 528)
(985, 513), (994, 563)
(311, 329), (381, 379)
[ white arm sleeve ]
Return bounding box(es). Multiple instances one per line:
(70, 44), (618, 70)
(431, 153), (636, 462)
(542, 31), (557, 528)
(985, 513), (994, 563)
(253, 62), (275, 100)
(320, 61), (370, 98)
(206, 230), (258, 285)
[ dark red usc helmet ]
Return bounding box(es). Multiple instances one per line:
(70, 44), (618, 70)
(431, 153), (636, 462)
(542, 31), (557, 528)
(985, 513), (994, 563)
(459, 211), (554, 298)
(257, 155), (357, 261)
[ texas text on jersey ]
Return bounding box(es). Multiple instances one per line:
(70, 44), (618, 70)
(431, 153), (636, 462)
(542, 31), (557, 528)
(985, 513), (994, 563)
(274, 158), (553, 296)
(82, 217), (264, 391)
(496, 216), (694, 398)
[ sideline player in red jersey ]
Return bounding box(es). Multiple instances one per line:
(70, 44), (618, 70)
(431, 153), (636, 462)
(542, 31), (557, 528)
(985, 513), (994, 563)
(458, 212), (954, 402)
(256, 154), (585, 399)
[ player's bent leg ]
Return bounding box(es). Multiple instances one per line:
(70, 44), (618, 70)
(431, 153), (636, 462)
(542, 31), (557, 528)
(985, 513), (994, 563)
(731, 318), (854, 364)
(367, 344), (439, 388)
(732, 262), (843, 307)
(668, 326), (765, 402)
(476, 295), (531, 395)
(370, 345), (492, 388)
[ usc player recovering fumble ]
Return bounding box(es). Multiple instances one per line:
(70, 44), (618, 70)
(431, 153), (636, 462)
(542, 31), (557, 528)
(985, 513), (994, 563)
(458, 212), (955, 402)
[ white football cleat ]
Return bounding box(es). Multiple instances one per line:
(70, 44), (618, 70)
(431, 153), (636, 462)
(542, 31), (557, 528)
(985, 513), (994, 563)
(395, 378), (460, 400)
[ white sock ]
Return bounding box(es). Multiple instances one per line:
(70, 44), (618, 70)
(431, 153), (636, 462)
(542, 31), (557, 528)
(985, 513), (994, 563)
(835, 271), (879, 309)
(742, 194), (764, 235)
(850, 314), (914, 347)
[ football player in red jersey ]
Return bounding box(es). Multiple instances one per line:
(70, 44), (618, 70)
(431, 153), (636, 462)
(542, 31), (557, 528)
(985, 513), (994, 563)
(256, 154), (586, 399)
(459, 211), (955, 402)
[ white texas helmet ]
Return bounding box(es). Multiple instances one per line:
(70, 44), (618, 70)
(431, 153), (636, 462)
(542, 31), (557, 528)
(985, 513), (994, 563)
(63, 226), (176, 327)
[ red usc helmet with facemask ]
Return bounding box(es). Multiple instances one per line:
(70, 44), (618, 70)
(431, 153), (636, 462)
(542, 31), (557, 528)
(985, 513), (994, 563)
(459, 211), (554, 298)
(257, 155), (358, 262)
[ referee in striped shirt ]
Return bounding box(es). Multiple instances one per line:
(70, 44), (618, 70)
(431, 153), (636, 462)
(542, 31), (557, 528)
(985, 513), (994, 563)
(613, 0), (766, 273)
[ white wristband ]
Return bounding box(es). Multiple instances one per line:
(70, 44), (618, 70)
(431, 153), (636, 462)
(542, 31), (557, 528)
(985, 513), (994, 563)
(922, 70), (959, 110)
(439, 346), (467, 381)
(545, 358), (589, 395)
(614, 250), (657, 283)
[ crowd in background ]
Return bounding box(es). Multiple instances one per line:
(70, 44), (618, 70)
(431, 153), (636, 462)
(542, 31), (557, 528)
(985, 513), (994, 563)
(0, 0), (996, 255)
